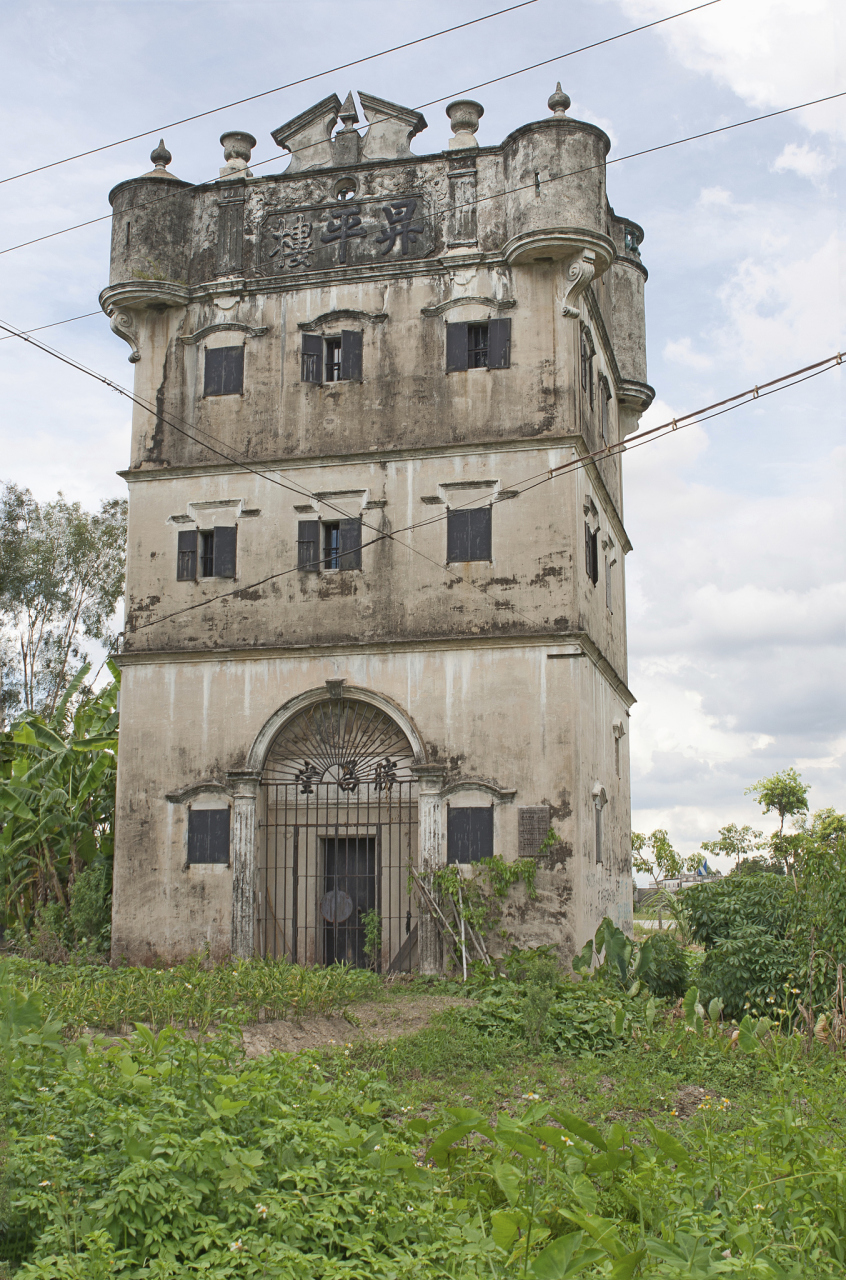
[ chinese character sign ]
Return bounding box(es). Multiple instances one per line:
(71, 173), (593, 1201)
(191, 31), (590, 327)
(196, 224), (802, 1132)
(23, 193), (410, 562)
(260, 193), (430, 274)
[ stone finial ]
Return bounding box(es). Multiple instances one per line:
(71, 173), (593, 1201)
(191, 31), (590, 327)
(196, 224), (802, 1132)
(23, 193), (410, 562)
(548, 83), (571, 117)
(338, 91), (359, 132)
(141, 139), (180, 179)
(219, 130), (256, 179)
(446, 99), (484, 150)
(150, 138), (172, 170)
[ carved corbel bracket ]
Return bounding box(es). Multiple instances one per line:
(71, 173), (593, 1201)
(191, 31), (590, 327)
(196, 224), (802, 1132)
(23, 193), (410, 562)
(562, 249), (597, 319)
(106, 307), (141, 363)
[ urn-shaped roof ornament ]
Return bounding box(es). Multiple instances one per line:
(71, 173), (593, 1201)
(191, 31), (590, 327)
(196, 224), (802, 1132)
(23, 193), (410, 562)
(548, 83), (571, 117)
(220, 130), (256, 178)
(446, 99), (484, 150)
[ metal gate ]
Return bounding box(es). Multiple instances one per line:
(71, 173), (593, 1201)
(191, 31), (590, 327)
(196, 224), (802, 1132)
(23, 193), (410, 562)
(258, 781), (418, 970)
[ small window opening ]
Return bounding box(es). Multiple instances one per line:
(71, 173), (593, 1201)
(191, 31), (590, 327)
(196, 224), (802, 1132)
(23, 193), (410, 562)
(601, 383), (610, 444)
(615, 736), (621, 778)
(325, 337), (343, 383)
(605, 555), (612, 613)
(323, 522), (341, 570)
(201, 531), (216, 577)
(467, 324), (489, 369)
(585, 522), (599, 586)
(125, 221), (131, 248)
(595, 805), (603, 864)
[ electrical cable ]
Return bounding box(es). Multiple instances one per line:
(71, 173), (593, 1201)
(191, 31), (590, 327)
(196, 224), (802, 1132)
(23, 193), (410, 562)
(0, 0), (541, 186)
(0, 311), (101, 342)
(0, 0), (733, 258)
(0, 312), (839, 633)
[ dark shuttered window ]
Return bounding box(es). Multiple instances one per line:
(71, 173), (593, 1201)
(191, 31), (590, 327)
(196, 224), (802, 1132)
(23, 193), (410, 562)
(302, 334), (323, 384)
(204, 345), (244, 396)
(177, 529), (197, 581)
(302, 331), (363, 384)
(488, 318), (511, 369)
(213, 526), (237, 578)
(585, 522), (599, 586)
(341, 330), (363, 381)
(338, 517), (362, 570)
(447, 507), (492, 562)
(447, 806), (494, 865)
(297, 520), (320, 571)
(196, 527), (237, 579)
(188, 809), (230, 865)
(446, 319), (511, 372)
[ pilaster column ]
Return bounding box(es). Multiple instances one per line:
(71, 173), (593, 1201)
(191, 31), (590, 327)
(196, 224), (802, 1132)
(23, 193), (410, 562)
(227, 770), (262, 959)
(412, 765), (446, 975)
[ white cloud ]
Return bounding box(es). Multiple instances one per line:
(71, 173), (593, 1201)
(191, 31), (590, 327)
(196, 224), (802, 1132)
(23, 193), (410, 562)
(772, 142), (835, 182)
(617, 0), (846, 139)
(663, 336), (713, 369)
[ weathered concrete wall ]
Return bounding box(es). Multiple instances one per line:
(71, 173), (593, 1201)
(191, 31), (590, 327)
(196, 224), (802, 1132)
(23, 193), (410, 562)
(112, 641), (631, 965)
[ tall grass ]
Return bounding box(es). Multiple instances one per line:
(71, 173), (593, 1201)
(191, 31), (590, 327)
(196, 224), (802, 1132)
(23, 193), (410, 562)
(5, 955), (380, 1033)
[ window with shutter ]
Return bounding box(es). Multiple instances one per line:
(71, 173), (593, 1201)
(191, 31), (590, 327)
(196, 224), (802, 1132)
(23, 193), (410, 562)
(447, 806), (494, 864)
(204, 346), (244, 396)
(341, 330), (363, 381)
(188, 809), (230, 865)
(467, 324), (489, 368)
(446, 322), (469, 373)
(338, 517), (362, 570)
(488, 318), (511, 369)
(325, 337), (342, 382)
(177, 529), (197, 581)
(214, 526), (237, 578)
(297, 520), (320, 571)
(200, 531), (216, 578)
(301, 334), (323, 384)
(447, 507), (492, 562)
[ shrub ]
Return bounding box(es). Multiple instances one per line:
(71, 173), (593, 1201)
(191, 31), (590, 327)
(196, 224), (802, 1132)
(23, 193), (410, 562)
(681, 873), (791, 948)
(698, 925), (796, 1019)
(643, 930), (688, 999)
(69, 863), (112, 947)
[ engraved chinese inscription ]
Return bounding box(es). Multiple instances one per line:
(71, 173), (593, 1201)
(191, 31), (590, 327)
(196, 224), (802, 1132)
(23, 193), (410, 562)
(260, 193), (430, 274)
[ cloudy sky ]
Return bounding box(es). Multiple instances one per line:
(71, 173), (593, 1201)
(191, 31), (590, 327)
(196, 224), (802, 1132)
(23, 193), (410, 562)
(0, 0), (843, 869)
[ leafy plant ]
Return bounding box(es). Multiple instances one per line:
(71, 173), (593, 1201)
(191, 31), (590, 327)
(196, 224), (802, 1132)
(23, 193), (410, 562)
(0, 663), (118, 942)
(643, 930), (689, 1000)
(361, 908), (381, 970)
(698, 925), (797, 1020)
(572, 916), (654, 994)
(680, 873), (791, 949)
(632, 829), (699, 886)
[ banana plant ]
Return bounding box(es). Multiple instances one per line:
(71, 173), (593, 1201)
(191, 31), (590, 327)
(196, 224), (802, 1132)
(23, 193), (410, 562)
(0, 661), (118, 929)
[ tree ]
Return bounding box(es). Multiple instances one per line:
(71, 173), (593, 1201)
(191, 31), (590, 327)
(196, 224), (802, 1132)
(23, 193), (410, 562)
(700, 823), (765, 869)
(632, 829), (699, 886)
(745, 768), (810, 880)
(0, 483), (127, 721)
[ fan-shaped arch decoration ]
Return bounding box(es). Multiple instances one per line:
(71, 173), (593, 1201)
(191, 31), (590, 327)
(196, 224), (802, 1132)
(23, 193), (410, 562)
(262, 697), (416, 792)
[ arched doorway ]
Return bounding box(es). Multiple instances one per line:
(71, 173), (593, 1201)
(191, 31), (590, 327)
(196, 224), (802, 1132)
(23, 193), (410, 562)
(258, 695), (419, 970)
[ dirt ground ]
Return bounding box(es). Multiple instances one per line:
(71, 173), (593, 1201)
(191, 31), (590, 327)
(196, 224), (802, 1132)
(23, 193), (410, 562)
(241, 992), (466, 1058)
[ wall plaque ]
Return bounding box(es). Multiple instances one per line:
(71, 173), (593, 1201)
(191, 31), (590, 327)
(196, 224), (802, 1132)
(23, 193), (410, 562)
(258, 193), (431, 274)
(518, 806), (551, 858)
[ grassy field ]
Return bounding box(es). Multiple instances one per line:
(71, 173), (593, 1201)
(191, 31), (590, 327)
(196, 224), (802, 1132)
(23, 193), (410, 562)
(2, 956), (845, 1278)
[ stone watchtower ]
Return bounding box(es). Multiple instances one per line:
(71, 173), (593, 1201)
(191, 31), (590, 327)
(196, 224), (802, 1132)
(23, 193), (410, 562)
(102, 86), (652, 969)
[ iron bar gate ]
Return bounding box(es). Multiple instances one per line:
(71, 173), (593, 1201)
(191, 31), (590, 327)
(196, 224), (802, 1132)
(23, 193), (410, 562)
(258, 779), (418, 972)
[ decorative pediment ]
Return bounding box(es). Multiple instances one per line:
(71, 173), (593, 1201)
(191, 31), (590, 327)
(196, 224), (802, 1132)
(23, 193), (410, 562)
(270, 91), (427, 173)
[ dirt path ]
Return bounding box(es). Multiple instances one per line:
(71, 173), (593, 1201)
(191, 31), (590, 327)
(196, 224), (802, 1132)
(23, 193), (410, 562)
(241, 992), (465, 1058)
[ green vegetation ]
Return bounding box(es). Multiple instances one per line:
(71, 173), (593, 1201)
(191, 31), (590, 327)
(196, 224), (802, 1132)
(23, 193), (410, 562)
(2, 948), (846, 1278)
(0, 665), (118, 953)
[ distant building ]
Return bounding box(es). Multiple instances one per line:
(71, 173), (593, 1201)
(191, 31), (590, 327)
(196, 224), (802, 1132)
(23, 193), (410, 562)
(103, 85), (652, 969)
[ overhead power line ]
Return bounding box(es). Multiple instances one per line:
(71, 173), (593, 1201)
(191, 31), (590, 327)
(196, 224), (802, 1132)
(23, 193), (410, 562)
(0, 311), (101, 342)
(0, 0), (729, 258)
(0, 312), (840, 633)
(0, 0), (541, 186)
